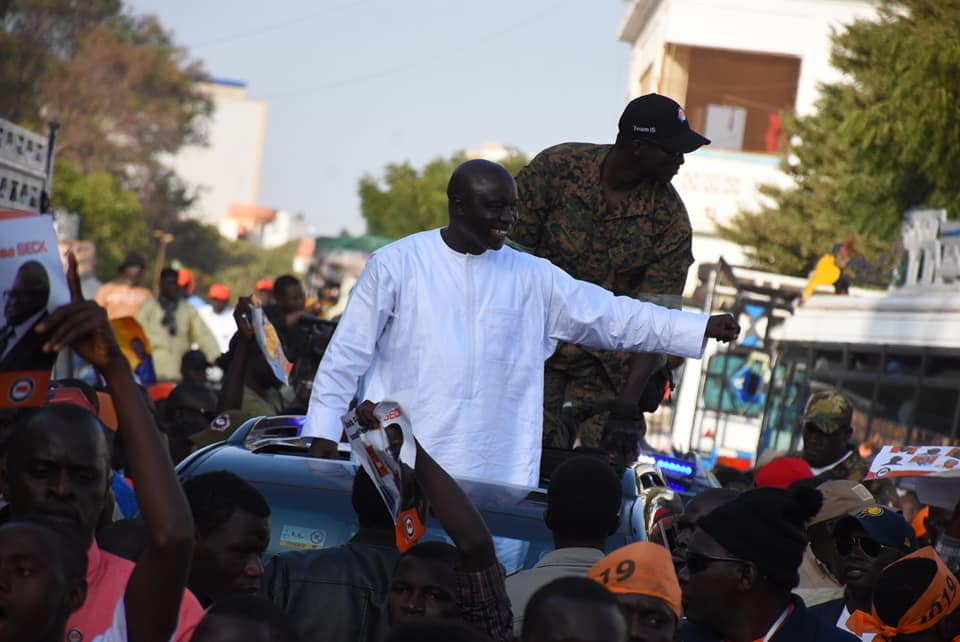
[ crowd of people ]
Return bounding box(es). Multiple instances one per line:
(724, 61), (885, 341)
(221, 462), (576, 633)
(0, 93), (958, 642)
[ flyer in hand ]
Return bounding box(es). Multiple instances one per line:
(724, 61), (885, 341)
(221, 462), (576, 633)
(251, 301), (291, 386)
(0, 215), (70, 407)
(866, 445), (960, 510)
(342, 400), (427, 551)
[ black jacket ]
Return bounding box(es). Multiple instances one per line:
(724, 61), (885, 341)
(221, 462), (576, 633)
(0, 313), (54, 373)
(809, 598), (847, 629)
(261, 529), (399, 642)
(681, 595), (860, 642)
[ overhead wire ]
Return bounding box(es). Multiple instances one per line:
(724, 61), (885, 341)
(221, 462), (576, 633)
(191, 0), (373, 49)
(260, 0), (570, 99)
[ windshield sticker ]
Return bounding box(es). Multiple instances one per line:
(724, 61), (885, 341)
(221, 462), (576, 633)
(278, 524), (327, 550)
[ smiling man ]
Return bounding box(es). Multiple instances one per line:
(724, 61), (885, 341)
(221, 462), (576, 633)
(512, 94), (710, 450)
(305, 159), (740, 486)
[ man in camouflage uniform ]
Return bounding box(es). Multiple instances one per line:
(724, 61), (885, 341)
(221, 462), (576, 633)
(511, 93), (710, 448)
(799, 390), (898, 506)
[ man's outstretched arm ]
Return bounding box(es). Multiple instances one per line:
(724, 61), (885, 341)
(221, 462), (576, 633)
(544, 264), (739, 359)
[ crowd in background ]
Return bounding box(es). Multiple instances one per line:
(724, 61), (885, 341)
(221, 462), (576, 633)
(1, 93), (959, 642)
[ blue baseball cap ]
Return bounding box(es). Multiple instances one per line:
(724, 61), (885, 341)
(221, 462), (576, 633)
(834, 505), (918, 551)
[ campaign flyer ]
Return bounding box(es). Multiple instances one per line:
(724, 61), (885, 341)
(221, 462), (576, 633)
(0, 215), (70, 406)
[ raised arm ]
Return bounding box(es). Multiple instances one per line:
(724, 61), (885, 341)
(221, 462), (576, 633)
(412, 441), (497, 572)
(217, 298), (254, 413)
(40, 253), (194, 642)
(304, 256), (396, 458)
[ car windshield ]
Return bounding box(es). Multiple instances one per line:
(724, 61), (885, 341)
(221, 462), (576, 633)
(220, 454), (555, 574)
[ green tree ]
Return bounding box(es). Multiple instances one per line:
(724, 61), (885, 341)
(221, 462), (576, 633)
(359, 151), (529, 238)
(719, 0), (960, 276)
(1, 1), (211, 229)
(210, 240), (302, 301)
(52, 158), (150, 280)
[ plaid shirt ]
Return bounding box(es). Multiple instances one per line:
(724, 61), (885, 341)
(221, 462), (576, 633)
(936, 534), (960, 575)
(458, 562), (513, 642)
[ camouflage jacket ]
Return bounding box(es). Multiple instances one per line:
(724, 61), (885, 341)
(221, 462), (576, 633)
(511, 143), (694, 384)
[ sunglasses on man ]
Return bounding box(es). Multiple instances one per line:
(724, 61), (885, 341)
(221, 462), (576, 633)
(685, 550), (745, 574)
(835, 533), (900, 558)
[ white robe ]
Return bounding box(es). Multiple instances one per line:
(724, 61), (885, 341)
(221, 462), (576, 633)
(303, 229), (708, 487)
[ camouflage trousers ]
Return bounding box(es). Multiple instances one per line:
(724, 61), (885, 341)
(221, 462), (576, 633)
(543, 349), (622, 449)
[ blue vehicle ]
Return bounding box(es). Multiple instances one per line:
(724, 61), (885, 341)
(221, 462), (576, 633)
(176, 415), (701, 572)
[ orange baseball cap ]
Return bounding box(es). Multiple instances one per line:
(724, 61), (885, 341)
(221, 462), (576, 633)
(588, 542), (682, 618)
(95, 392), (118, 431)
(255, 278), (274, 291)
(208, 283), (231, 301)
(178, 268), (195, 294)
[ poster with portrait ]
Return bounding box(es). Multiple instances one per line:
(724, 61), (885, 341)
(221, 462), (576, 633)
(251, 303), (292, 386)
(0, 215), (70, 407)
(110, 316), (156, 385)
(342, 400), (427, 552)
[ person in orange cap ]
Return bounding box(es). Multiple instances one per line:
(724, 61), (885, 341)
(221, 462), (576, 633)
(589, 541), (682, 642)
(847, 547), (960, 642)
(199, 283), (234, 354)
(178, 268), (205, 309)
(254, 279), (274, 306)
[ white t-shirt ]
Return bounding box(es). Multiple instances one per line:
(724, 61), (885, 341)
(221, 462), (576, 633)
(91, 600), (128, 642)
(838, 605), (875, 642)
(198, 304), (236, 354)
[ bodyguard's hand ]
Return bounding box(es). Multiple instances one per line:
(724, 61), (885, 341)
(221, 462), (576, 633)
(705, 314), (740, 343)
(38, 252), (124, 370)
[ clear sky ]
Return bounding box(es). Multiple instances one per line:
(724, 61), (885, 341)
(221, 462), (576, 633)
(126, 0), (633, 236)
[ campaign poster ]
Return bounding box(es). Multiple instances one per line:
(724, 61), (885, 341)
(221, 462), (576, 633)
(251, 304), (292, 386)
(866, 445), (960, 510)
(342, 400), (427, 552)
(0, 216), (70, 407)
(110, 316), (157, 385)
(865, 445), (960, 480)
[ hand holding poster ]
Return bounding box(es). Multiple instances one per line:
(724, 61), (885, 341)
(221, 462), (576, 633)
(342, 400), (427, 551)
(0, 215), (70, 406)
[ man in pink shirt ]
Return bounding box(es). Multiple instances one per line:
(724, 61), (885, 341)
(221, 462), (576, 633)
(1, 254), (202, 642)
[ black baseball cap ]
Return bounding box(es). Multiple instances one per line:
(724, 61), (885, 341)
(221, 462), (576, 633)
(618, 93), (710, 154)
(181, 349), (211, 372)
(118, 252), (146, 271)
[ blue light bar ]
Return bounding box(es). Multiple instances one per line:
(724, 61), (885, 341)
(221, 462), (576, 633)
(638, 453), (695, 478)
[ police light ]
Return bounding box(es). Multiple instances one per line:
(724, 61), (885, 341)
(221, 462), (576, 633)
(637, 453), (696, 478)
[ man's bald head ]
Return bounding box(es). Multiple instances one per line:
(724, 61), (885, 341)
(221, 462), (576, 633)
(446, 159), (515, 201)
(5, 260), (50, 325)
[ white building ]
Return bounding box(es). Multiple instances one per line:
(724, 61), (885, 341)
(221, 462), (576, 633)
(617, 0), (879, 293)
(261, 209), (316, 249)
(170, 78), (268, 227)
